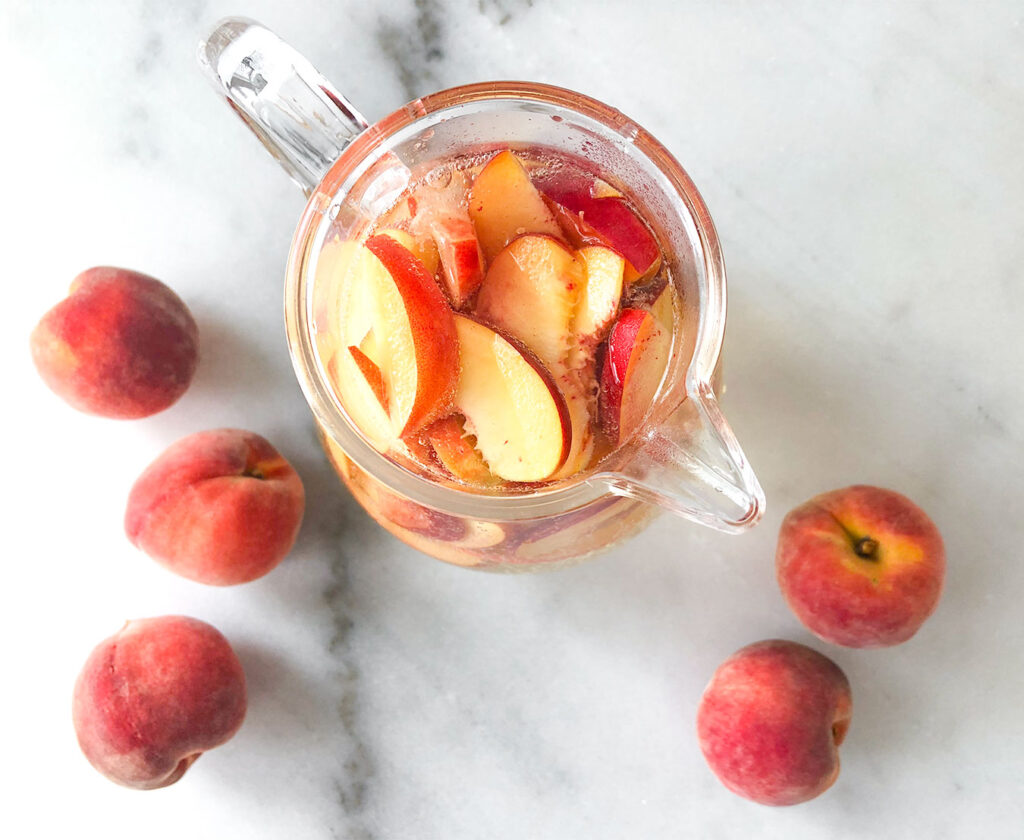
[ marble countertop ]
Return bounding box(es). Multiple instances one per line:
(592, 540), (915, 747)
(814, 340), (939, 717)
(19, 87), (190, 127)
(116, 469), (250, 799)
(5, 1), (1023, 837)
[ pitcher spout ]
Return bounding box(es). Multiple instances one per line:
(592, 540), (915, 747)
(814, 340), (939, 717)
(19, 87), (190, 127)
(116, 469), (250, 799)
(593, 381), (765, 533)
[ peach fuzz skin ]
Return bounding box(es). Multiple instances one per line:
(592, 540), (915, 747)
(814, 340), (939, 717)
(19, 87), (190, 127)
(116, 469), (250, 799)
(697, 640), (852, 807)
(125, 429), (305, 586)
(776, 485), (945, 648)
(30, 267), (198, 419)
(72, 616), (246, 790)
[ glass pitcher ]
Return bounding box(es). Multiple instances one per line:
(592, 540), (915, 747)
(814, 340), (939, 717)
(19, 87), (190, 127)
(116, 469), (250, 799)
(198, 17), (765, 571)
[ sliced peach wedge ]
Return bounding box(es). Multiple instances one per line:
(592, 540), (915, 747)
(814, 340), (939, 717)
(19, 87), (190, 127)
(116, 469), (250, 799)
(428, 215), (485, 308)
(475, 234), (602, 478)
(407, 170), (485, 308)
(468, 150), (564, 263)
(648, 281), (675, 333)
(331, 228), (435, 355)
(599, 308), (672, 446)
(475, 234), (582, 370)
(379, 228), (440, 278)
(572, 245), (625, 355)
(453, 314), (570, 482)
(325, 349), (394, 453)
(420, 414), (499, 487)
(536, 170), (661, 284)
(347, 345), (388, 408)
(345, 234), (459, 438)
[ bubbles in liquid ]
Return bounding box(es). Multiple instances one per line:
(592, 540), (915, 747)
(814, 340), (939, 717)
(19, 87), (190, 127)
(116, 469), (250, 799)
(426, 167), (453, 188)
(328, 203), (341, 221)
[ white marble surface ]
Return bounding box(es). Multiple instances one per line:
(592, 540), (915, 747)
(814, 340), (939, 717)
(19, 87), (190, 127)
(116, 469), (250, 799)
(3, 1), (1023, 837)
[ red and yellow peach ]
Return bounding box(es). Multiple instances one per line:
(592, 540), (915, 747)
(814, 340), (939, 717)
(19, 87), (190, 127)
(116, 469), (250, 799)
(776, 485), (945, 648)
(125, 429), (305, 585)
(30, 266), (198, 418)
(697, 639), (852, 806)
(72, 616), (247, 790)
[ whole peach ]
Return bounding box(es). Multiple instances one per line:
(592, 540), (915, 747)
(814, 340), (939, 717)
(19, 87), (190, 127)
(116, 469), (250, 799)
(72, 616), (246, 789)
(125, 429), (305, 585)
(30, 267), (198, 418)
(697, 640), (852, 806)
(776, 485), (945, 647)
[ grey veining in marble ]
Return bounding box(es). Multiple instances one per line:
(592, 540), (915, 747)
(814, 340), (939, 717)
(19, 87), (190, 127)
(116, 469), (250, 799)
(4, 1), (1024, 838)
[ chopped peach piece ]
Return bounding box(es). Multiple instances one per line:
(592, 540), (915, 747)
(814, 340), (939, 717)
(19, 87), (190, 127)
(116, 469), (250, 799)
(363, 235), (460, 437)
(468, 150), (563, 262)
(475, 234), (582, 370)
(422, 415), (499, 486)
(599, 308), (671, 445)
(453, 315), (570, 482)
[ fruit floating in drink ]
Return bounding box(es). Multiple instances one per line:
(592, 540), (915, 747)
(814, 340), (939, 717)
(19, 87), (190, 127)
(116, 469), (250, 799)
(312, 148), (680, 567)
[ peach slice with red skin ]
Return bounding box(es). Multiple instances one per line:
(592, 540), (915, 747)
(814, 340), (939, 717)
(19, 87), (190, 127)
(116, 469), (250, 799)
(373, 485), (467, 543)
(347, 345), (387, 409)
(599, 308), (671, 445)
(476, 234), (602, 477)
(428, 215), (485, 307)
(468, 150), (564, 262)
(407, 170), (484, 306)
(421, 414), (499, 486)
(363, 234), (460, 437)
(321, 230), (451, 441)
(475, 234), (582, 371)
(318, 230), (436, 345)
(537, 170), (661, 283)
(453, 314), (570, 482)
(571, 245), (625, 361)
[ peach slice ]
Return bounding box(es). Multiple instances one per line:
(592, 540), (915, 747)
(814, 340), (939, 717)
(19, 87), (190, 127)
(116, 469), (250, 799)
(453, 314), (570, 482)
(476, 235), (597, 476)
(363, 234), (460, 437)
(378, 228), (439, 278)
(428, 215), (485, 308)
(348, 345), (387, 409)
(550, 382), (595, 479)
(538, 171), (661, 283)
(373, 485), (467, 543)
(649, 281), (675, 332)
(573, 245), (625, 346)
(599, 308), (671, 445)
(421, 414), (499, 486)
(326, 229), (436, 353)
(475, 234), (583, 370)
(468, 150), (563, 262)
(326, 349), (394, 452)
(405, 171), (484, 306)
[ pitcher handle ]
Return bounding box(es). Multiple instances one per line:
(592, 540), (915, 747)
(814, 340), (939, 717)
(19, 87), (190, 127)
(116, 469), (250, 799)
(197, 17), (369, 196)
(593, 380), (765, 533)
